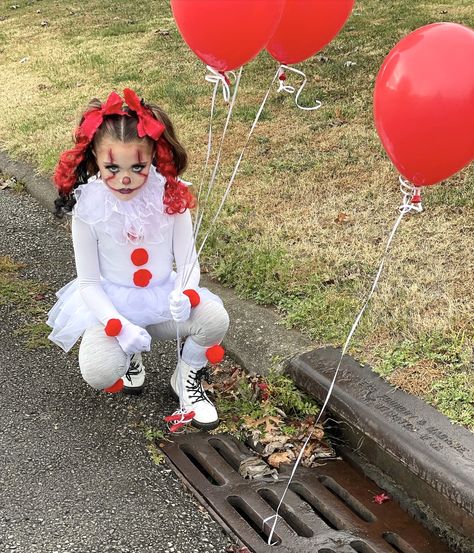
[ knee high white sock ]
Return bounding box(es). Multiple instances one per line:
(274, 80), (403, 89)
(181, 337), (209, 369)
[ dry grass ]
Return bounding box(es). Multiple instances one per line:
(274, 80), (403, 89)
(388, 359), (446, 397)
(0, 0), (473, 425)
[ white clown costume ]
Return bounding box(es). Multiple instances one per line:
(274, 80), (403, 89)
(47, 165), (229, 428)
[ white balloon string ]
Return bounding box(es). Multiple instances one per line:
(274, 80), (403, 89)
(181, 68), (242, 293)
(181, 67), (244, 288)
(265, 178), (423, 545)
(277, 65), (322, 111)
(181, 67), (281, 291)
(176, 325), (184, 411)
(193, 68), (238, 234)
(204, 65), (233, 103)
(165, 323), (192, 434)
(193, 67), (243, 243)
(193, 78), (219, 230)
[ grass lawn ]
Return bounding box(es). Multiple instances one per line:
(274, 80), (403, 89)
(0, 0), (472, 429)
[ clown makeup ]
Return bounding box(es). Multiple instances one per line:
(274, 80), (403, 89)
(93, 138), (154, 202)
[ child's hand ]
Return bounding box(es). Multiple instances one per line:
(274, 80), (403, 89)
(116, 321), (151, 354)
(168, 289), (191, 323)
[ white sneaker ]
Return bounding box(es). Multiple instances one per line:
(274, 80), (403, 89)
(170, 360), (219, 430)
(122, 353), (145, 394)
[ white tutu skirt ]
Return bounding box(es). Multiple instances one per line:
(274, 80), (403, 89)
(47, 275), (221, 352)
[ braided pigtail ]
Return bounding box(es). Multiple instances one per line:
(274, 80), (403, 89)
(146, 103), (195, 215)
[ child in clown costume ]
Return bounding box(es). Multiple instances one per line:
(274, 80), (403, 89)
(47, 89), (229, 430)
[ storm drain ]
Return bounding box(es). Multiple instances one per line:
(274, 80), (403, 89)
(160, 433), (453, 553)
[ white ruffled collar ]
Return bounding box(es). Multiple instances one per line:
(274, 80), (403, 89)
(73, 165), (172, 245)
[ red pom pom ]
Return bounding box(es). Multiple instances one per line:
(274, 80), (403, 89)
(133, 269), (152, 287)
(104, 379), (124, 393)
(131, 248), (149, 266)
(183, 289), (200, 308)
(279, 72), (287, 81)
(206, 344), (225, 364)
(104, 318), (122, 337)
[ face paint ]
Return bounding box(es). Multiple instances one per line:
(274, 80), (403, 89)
(94, 138), (154, 202)
(135, 149), (149, 184)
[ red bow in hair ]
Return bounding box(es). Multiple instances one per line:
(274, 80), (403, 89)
(79, 91), (126, 140)
(123, 88), (165, 141)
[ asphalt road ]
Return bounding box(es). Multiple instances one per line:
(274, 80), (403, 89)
(0, 187), (232, 553)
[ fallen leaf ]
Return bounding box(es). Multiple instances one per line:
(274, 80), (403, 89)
(335, 212), (351, 224)
(0, 177), (16, 190)
(238, 456), (278, 480)
(253, 415), (282, 434)
(261, 435), (290, 454)
(226, 545), (251, 553)
(328, 118), (347, 127)
(373, 492), (391, 504)
(267, 451), (292, 468)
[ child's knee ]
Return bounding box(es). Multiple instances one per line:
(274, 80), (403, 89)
(193, 300), (230, 344)
(79, 325), (127, 390)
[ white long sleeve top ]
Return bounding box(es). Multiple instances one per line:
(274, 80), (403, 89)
(71, 165), (200, 327)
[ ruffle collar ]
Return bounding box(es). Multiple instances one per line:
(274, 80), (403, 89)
(73, 165), (172, 245)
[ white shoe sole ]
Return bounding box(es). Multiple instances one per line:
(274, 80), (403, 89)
(169, 385), (219, 430)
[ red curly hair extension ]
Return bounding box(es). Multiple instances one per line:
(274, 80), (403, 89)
(53, 131), (90, 196)
(156, 137), (195, 215)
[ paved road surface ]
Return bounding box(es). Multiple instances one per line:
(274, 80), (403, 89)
(0, 187), (232, 553)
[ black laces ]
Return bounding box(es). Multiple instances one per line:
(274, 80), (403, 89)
(125, 359), (142, 383)
(186, 367), (212, 404)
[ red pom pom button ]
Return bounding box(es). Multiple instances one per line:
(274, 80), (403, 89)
(104, 318), (122, 337)
(206, 344), (225, 364)
(133, 269), (152, 287)
(104, 379), (124, 393)
(131, 248), (149, 266)
(183, 289), (200, 308)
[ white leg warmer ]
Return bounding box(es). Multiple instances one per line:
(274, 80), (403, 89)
(148, 300), (229, 368)
(79, 324), (128, 390)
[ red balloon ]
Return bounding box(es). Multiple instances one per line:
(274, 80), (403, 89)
(171, 0), (285, 72)
(267, 0), (355, 65)
(374, 23), (474, 186)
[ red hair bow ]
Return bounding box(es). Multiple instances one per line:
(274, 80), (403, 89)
(123, 88), (165, 141)
(78, 91), (126, 140)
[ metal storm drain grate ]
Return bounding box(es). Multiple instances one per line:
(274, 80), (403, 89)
(160, 432), (453, 553)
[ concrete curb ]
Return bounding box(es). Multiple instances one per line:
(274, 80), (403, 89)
(287, 347), (474, 552)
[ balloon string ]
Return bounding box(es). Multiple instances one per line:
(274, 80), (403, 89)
(182, 66), (281, 290)
(204, 65), (234, 103)
(193, 67), (238, 237)
(277, 65), (322, 111)
(193, 78), (219, 223)
(178, 67), (242, 295)
(172, 68), (243, 429)
(264, 178), (423, 546)
(192, 67), (242, 244)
